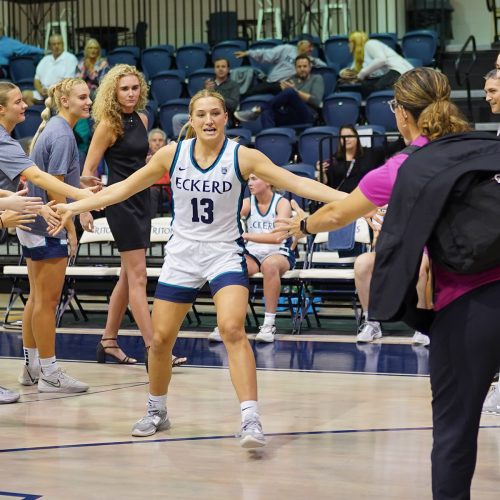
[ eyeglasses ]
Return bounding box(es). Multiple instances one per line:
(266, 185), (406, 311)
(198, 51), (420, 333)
(388, 98), (399, 113)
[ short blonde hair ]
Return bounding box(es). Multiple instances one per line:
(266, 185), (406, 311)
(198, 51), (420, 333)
(92, 64), (148, 138)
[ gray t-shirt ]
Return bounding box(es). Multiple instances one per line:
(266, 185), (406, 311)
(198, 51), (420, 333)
(28, 116), (80, 238)
(0, 125), (35, 192)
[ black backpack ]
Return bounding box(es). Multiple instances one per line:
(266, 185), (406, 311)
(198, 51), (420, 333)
(427, 171), (500, 274)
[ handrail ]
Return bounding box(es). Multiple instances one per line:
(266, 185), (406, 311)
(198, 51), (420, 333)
(486, 0), (496, 12)
(455, 35), (477, 122)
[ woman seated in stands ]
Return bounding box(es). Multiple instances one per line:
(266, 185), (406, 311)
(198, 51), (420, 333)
(76, 39), (109, 98)
(339, 31), (414, 98)
(209, 174), (295, 344)
(318, 125), (386, 193)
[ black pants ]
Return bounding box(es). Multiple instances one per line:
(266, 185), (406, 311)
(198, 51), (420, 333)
(430, 280), (500, 499)
(243, 80), (281, 98)
(360, 69), (401, 98)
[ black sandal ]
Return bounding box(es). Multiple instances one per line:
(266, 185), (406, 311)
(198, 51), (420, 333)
(96, 338), (137, 365)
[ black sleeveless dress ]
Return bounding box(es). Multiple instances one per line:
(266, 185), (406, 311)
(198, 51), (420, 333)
(104, 112), (151, 251)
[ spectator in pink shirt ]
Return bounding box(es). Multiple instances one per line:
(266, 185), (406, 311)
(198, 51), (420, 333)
(276, 67), (494, 500)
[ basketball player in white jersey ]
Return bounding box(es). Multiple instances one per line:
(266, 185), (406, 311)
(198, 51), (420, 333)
(51, 89), (347, 448)
(209, 174), (295, 343)
(482, 68), (500, 415)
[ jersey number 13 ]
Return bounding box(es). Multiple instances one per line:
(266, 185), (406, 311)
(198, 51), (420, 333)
(191, 198), (214, 224)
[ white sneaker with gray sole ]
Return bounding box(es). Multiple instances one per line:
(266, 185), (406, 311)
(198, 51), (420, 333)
(239, 413), (266, 448)
(132, 409), (170, 437)
(0, 386), (20, 404)
(38, 368), (89, 393)
(18, 364), (40, 386)
(356, 320), (382, 343)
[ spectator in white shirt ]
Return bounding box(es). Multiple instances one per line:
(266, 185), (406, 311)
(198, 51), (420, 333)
(23, 34), (77, 106)
(340, 31), (414, 98)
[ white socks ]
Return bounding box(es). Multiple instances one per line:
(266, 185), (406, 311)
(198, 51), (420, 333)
(263, 313), (276, 327)
(240, 400), (259, 422)
(40, 356), (58, 376)
(148, 394), (167, 413)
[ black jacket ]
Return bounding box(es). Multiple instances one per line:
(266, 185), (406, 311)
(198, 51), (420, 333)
(369, 131), (500, 332)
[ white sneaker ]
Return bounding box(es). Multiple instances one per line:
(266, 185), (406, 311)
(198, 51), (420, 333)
(132, 409), (170, 437)
(38, 368), (89, 393)
(239, 413), (266, 448)
(208, 326), (223, 342)
(483, 384), (500, 415)
(356, 320), (382, 342)
(255, 324), (276, 343)
(0, 386), (20, 404)
(18, 364), (40, 386)
(412, 331), (430, 346)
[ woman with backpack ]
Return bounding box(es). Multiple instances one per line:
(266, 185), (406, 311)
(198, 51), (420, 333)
(276, 67), (496, 499)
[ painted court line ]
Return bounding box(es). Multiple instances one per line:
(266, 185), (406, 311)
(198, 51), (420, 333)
(1, 425), (500, 454)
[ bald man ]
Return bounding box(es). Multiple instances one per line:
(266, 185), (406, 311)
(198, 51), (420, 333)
(23, 34), (77, 105)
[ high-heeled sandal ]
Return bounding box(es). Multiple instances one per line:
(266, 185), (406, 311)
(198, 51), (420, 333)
(96, 338), (137, 364)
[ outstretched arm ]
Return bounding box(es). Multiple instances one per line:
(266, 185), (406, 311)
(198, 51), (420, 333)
(274, 188), (377, 238)
(51, 144), (175, 233)
(238, 146), (348, 204)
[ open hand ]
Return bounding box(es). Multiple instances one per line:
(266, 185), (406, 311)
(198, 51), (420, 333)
(40, 200), (61, 229)
(6, 189), (43, 213)
(48, 203), (74, 236)
(0, 209), (37, 231)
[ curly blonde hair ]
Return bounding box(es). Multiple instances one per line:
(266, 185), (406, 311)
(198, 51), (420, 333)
(348, 31), (369, 74)
(30, 77), (87, 153)
(394, 67), (471, 141)
(92, 64), (148, 138)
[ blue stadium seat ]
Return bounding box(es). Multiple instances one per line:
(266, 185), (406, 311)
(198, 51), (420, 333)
(225, 127), (252, 146)
(159, 98), (190, 138)
(107, 48), (138, 67)
(176, 44), (209, 77)
(150, 70), (185, 106)
(13, 106), (42, 139)
(369, 33), (398, 51)
(255, 127), (295, 165)
(145, 99), (158, 131)
(365, 90), (397, 131)
(9, 55), (36, 84)
(211, 41), (244, 69)
(322, 92), (361, 128)
(141, 46), (172, 80)
(324, 36), (352, 70)
(187, 68), (215, 97)
(402, 30), (438, 67)
(299, 126), (339, 166)
(237, 94), (275, 135)
(311, 66), (338, 96)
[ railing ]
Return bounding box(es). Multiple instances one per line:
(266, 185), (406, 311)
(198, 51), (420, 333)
(486, 0), (499, 43)
(455, 35), (477, 122)
(2, 0), (406, 51)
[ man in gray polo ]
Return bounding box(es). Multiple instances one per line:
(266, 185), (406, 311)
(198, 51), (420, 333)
(235, 54), (324, 128)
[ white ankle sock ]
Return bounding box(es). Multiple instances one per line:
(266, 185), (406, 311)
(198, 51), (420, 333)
(263, 313), (276, 327)
(40, 356), (58, 376)
(148, 394), (167, 412)
(240, 400), (259, 422)
(23, 346), (39, 368)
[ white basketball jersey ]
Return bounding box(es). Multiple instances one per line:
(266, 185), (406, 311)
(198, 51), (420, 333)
(169, 137), (245, 242)
(245, 193), (286, 256)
